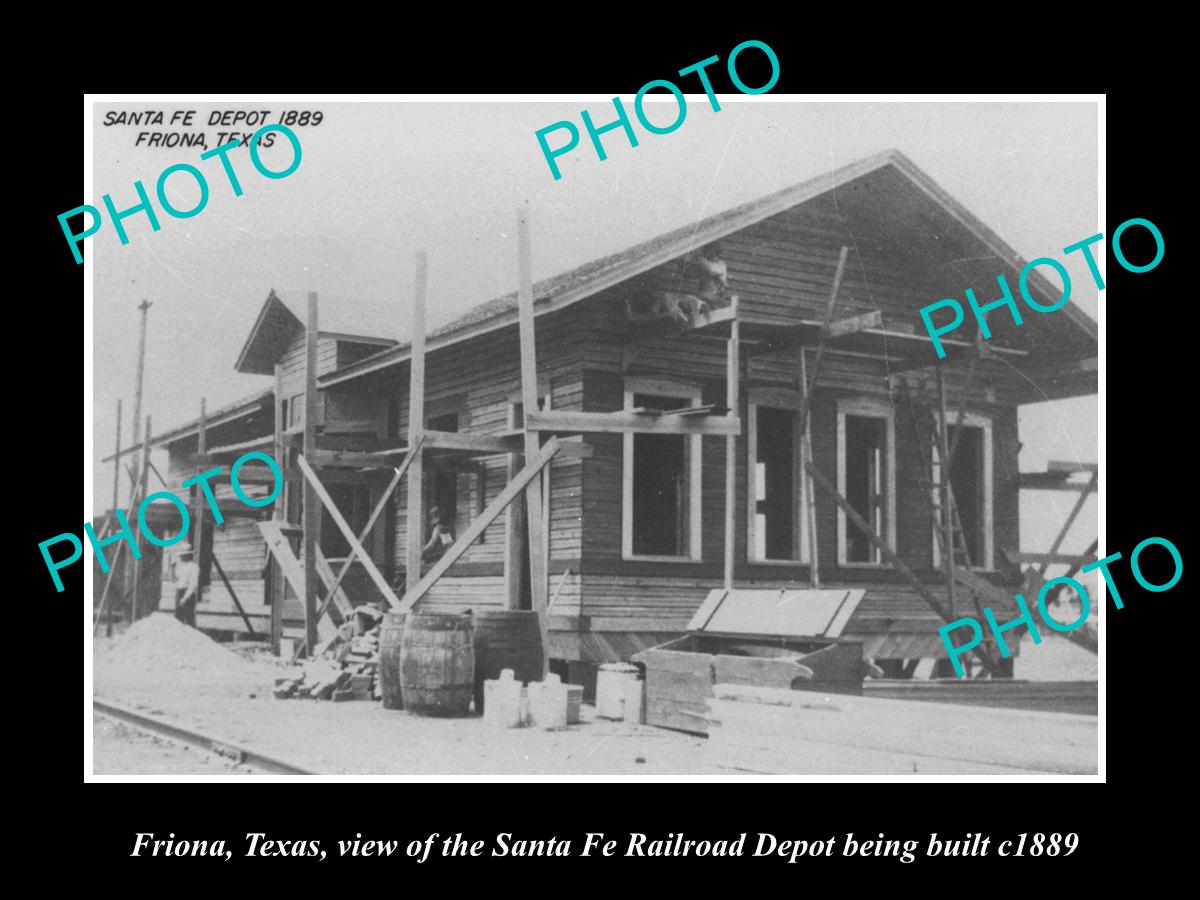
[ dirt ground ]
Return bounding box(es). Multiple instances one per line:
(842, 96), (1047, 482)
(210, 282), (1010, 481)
(90, 613), (1098, 777)
(93, 716), (253, 775)
(93, 688), (716, 776)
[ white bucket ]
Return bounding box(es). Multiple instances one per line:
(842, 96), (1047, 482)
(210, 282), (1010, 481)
(596, 663), (642, 721)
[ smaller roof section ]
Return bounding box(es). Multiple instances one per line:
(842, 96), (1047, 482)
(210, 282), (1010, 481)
(235, 289), (397, 375)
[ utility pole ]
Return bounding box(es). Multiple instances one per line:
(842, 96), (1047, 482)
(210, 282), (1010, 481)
(108, 398), (122, 637)
(129, 299), (152, 500)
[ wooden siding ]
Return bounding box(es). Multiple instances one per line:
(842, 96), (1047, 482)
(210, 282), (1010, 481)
(387, 309), (587, 604)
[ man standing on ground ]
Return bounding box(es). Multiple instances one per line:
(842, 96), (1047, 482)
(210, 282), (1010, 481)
(174, 549), (200, 626)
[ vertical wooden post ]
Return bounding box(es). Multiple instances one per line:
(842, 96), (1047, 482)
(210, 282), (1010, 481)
(131, 416), (152, 623)
(723, 297), (740, 591)
(302, 292), (320, 656)
(935, 364), (956, 620)
(107, 398), (122, 636)
(111, 399), (123, 519)
(271, 364), (284, 654)
(799, 350), (820, 587)
(190, 399), (207, 628)
(406, 253), (428, 594)
(517, 206), (551, 677)
(503, 456), (526, 610)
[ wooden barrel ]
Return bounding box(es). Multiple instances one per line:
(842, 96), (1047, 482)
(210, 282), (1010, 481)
(399, 613), (475, 716)
(379, 613), (406, 710)
(473, 610), (544, 713)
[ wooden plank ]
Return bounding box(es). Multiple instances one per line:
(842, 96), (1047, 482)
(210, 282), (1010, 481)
(588, 616), (691, 632)
(724, 296), (739, 591)
(424, 430), (515, 455)
(1039, 470), (1098, 578)
(131, 416), (152, 622)
(258, 522), (306, 600)
(708, 684), (1096, 775)
(503, 450), (526, 611)
(804, 460), (1000, 675)
(795, 245), (849, 435)
(1047, 460), (1098, 474)
(1006, 551), (1083, 566)
(313, 548), (353, 620)
(270, 362), (284, 655)
(106, 397), (122, 635)
(302, 292), (320, 656)
(210, 551), (256, 634)
(799, 350), (820, 586)
(256, 521), (335, 647)
(323, 438), (422, 612)
(822, 309), (882, 339)
(399, 437), (561, 614)
(406, 252), (427, 593)
(308, 448), (397, 468)
(93, 474), (148, 635)
(526, 409), (741, 436)
(1018, 473), (1095, 491)
(936, 365), (957, 617)
(517, 206), (550, 678)
(297, 454), (404, 610)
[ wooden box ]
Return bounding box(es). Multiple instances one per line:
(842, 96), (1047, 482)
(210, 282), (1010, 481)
(633, 588), (867, 735)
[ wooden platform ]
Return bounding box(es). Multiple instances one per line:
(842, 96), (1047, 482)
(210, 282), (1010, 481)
(863, 678), (1097, 716)
(705, 683), (1097, 775)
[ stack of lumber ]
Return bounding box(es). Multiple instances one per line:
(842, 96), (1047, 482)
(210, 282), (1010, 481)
(273, 611), (383, 702)
(705, 683), (1097, 775)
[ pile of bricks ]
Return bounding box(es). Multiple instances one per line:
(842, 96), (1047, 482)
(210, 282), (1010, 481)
(273, 611), (383, 702)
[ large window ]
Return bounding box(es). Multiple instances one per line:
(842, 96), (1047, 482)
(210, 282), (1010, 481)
(622, 379), (703, 560)
(931, 413), (994, 570)
(747, 390), (807, 563)
(837, 398), (896, 566)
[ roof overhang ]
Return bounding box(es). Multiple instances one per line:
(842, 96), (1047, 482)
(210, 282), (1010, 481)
(320, 149), (1098, 392)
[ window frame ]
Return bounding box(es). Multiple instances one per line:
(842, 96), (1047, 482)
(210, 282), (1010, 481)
(930, 411), (995, 572)
(836, 397), (897, 568)
(746, 388), (808, 565)
(621, 377), (704, 562)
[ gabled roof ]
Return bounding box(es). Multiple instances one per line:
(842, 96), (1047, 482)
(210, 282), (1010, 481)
(321, 149), (1098, 389)
(235, 289), (398, 375)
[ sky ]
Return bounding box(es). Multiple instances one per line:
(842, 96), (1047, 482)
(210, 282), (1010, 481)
(89, 98), (1099, 564)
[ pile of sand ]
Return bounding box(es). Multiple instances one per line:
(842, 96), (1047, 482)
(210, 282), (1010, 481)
(95, 612), (274, 694)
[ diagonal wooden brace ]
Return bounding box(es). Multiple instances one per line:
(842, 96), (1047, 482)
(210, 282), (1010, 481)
(296, 454), (404, 610)
(804, 460), (1001, 675)
(323, 436), (424, 608)
(399, 438), (561, 614)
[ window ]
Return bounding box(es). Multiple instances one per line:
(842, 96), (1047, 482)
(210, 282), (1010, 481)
(931, 413), (994, 570)
(747, 390), (807, 563)
(622, 379), (703, 560)
(836, 398), (896, 566)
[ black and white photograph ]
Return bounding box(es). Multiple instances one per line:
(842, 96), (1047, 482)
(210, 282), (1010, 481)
(81, 95), (1102, 779)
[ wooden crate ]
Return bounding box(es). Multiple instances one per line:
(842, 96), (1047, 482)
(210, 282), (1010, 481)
(634, 635), (865, 735)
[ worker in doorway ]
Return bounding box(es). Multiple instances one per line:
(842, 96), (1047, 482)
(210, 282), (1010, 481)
(173, 549), (200, 627)
(420, 504), (456, 575)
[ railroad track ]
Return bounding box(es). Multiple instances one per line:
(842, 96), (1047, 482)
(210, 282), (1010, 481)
(93, 698), (317, 775)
